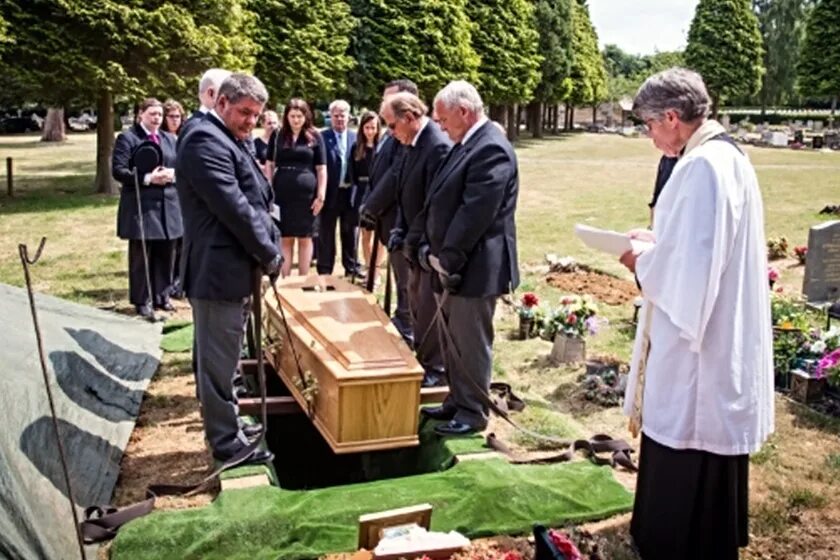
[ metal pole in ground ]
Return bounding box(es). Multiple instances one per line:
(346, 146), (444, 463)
(7, 157), (13, 197)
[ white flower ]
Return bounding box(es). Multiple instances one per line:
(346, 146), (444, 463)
(812, 340), (827, 354)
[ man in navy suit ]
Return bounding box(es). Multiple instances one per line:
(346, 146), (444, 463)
(176, 73), (281, 465)
(360, 79), (419, 346)
(318, 99), (360, 277)
(381, 92), (451, 387)
(178, 68), (231, 143)
(409, 80), (520, 436)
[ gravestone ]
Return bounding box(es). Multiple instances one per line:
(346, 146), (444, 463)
(803, 220), (840, 303)
(769, 131), (789, 147)
(720, 114), (731, 129)
(814, 136), (825, 150)
(815, 121), (824, 132)
(807, 120), (815, 130)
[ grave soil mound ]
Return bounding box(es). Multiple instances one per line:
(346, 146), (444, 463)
(546, 269), (639, 305)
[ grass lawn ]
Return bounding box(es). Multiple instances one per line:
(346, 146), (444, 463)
(4, 130), (840, 559)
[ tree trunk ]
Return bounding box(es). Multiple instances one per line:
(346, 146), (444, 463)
(553, 105), (560, 134)
(489, 104), (505, 123)
(831, 96), (837, 129)
(505, 103), (519, 142)
(711, 95), (720, 121)
(529, 101), (543, 139)
(592, 104), (597, 125)
(40, 108), (66, 142)
(94, 89), (118, 195)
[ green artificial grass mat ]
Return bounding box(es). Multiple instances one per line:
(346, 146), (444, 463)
(160, 321), (193, 352)
(111, 459), (633, 560)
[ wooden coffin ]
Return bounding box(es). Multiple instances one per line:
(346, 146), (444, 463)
(262, 276), (424, 453)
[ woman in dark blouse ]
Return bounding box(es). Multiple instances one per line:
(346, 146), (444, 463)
(266, 99), (326, 276)
(254, 110), (278, 176)
(352, 110), (382, 283)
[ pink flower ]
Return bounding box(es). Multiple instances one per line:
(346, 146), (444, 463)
(548, 530), (582, 560)
(816, 349), (840, 379)
(567, 313), (577, 325)
(768, 267), (779, 282)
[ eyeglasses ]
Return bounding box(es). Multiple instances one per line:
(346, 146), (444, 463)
(166, 114), (182, 120)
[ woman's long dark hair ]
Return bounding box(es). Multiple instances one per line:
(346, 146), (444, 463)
(353, 110), (380, 161)
(279, 98), (317, 149)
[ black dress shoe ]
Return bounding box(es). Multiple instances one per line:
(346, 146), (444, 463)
(135, 304), (155, 319)
(155, 301), (176, 312)
(421, 405), (456, 421)
(241, 423), (263, 439)
(434, 420), (480, 437)
(421, 370), (447, 388)
(213, 448), (274, 466)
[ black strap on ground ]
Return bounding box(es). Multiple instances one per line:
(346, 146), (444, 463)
(80, 270), (271, 543)
(19, 238), (88, 560)
(485, 432), (637, 472)
(366, 223), (380, 293)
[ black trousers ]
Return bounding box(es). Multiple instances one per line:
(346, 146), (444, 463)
(128, 239), (176, 307)
(317, 203), (359, 276)
(631, 433), (749, 560)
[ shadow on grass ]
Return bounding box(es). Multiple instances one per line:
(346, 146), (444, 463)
(786, 398), (840, 436)
(24, 159), (96, 175)
(56, 286), (127, 305)
(513, 132), (576, 151)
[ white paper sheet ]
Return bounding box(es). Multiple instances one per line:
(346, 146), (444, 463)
(574, 224), (652, 256)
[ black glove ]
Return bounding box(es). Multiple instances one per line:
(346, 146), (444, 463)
(439, 271), (462, 293)
(387, 229), (405, 252)
(265, 253), (283, 284)
(359, 208), (377, 231)
(417, 244), (432, 272)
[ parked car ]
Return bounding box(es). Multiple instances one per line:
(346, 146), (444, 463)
(68, 113), (97, 131)
(0, 116), (41, 134)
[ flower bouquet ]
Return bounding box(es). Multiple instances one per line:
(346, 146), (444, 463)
(543, 295), (600, 365)
(515, 292), (540, 339)
(794, 245), (808, 265)
(767, 236), (789, 260)
(768, 266), (779, 289)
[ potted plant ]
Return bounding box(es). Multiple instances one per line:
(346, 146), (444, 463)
(543, 295), (599, 365)
(515, 292), (540, 339)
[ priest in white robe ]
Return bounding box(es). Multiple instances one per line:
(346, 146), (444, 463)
(619, 68), (774, 560)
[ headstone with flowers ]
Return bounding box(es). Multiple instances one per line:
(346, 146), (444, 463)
(542, 295), (601, 365)
(803, 221), (840, 303)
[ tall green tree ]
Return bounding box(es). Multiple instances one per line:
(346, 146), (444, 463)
(685, 0), (764, 117)
(798, 0), (840, 109)
(466, 0), (542, 137)
(567, 0), (608, 127)
(754, 0), (810, 110)
(347, 0), (479, 106)
(0, 0), (256, 193)
(530, 0), (574, 136)
(251, 0), (356, 107)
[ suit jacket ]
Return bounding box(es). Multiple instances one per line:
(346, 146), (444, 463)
(175, 115), (280, 300)
(112, 123), (183, 240)
(320, 127), (357, 211)
(412, 121), (520, 298)
(363, 134), (404, 241)
(394, 120), (451, 235)
(177, 110), (206, 149)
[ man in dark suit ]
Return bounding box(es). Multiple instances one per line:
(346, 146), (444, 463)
(381, 92), (451, 387)
(178, 68), (231, 143)
(409, 80), (520, 436)
(176, 73), (281, 465)
(112, 98), (182, 318)
(360, 79), (419, 346)
(317, 99), (360, 277)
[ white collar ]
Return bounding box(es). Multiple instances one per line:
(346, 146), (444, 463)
(410, 116), (430, 147)
(139, 122), (156, 137)
(461, 116), (488, 146)
(199, 106), (210, 114)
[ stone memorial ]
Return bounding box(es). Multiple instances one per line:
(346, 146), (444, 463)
(813, 136), (825, 150)
(815, 121), (824, 132)
(803, 220), (840, 303)
(720, 114), (731, 129)
(769, 131), (789, 147)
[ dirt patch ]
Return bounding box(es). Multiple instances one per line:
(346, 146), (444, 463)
(546, 269), (639, 306)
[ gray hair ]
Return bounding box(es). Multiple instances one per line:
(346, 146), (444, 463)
(632, 67), (711, 122)
(198, 68), (232, 97)
(329, 99), (350, 114)
(434, 80), (484, 116)
(217, 73), (269, 106)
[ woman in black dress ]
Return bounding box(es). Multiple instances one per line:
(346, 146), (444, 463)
(352, 111), (383, 283)
(254, 110), (278, 178)
(266, 99), (326, 276)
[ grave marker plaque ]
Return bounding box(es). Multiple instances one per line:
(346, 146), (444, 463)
(803, 220), (840, 302)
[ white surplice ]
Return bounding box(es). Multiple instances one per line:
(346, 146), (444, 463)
(623, 120), (775, 456)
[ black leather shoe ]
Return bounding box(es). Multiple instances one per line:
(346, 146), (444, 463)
(421, 370), (447, 388)
(135, 304), (155, 319)
(434, 420), (480, 437)
(155, 301), (176, 312)
(421, 405), (456, 421)
(241, 423), (263, 439)
(214, 448), (274, 466)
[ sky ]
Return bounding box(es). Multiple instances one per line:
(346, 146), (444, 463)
(588, 0), (699, 55)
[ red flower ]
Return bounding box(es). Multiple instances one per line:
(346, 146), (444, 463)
(794, 246), (808, 257)
(567, 313), (577, 325)
(548, 530), (582, 560)
(522, 292), (539, 308)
